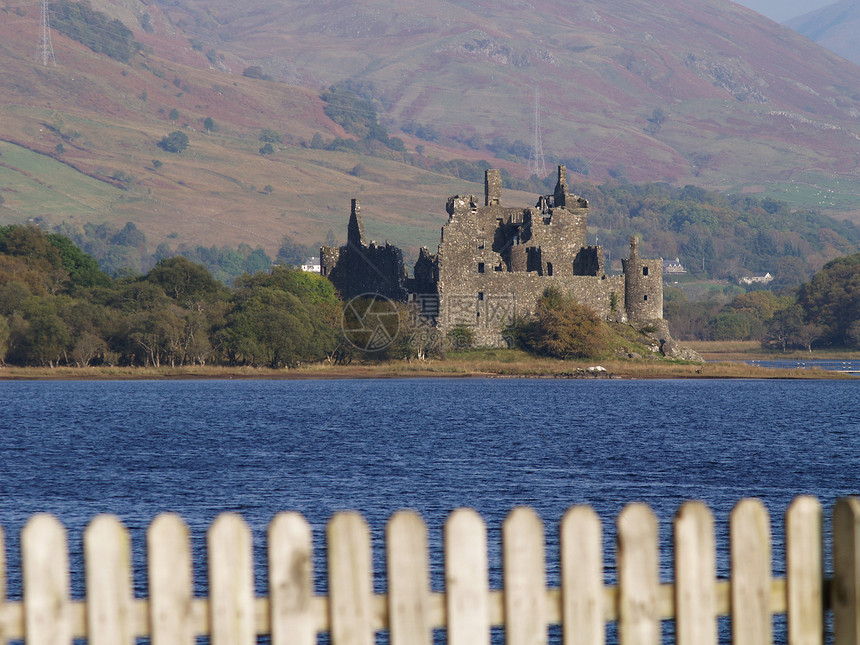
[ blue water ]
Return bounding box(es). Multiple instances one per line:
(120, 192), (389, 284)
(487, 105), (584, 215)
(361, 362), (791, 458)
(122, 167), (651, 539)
(0, 378), (858, 637)
(746, 359), (860, 374)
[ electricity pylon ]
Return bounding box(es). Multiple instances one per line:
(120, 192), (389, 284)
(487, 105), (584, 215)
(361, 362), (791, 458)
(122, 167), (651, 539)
(528, 87), (547, 178)
(38, 0), (56, 66)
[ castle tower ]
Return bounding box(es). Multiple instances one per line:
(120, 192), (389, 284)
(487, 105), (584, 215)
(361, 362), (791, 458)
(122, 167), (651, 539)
(347, 199), (366, 247)
(622, 236), (663, 321)
(485, 169), (502, 206)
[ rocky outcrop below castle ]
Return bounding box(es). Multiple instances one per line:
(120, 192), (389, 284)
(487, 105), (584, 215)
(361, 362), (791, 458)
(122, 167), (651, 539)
(642, 319), (704, 362)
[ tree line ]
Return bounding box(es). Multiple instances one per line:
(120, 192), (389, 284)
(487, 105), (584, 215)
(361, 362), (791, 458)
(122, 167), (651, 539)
(666, 252), (860, 350)
(0, 226), (341, 368)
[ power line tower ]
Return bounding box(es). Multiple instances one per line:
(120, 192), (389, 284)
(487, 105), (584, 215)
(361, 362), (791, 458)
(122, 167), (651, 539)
(37, 0), (56, 66)
(528, 87), (547, 178)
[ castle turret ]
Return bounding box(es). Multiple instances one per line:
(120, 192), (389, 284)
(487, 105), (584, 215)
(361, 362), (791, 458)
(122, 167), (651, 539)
(347, 199), (366, 247)
(553, 165), (568, 208)
(485, 169), (502, 206)
(622, 236), (663, 322)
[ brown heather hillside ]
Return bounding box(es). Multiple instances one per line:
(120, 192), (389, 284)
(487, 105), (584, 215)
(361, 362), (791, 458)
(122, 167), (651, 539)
(0, 0), (519, 255)
(158, 0), (860, 203)
(2, 0), (860, 257)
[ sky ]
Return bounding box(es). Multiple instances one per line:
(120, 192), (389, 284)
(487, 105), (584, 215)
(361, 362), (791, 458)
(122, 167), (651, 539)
(733, 0), (837, 23)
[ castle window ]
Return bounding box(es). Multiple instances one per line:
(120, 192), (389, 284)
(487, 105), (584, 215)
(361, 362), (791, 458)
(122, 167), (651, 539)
(644, 295), (648, 301)
(643, 266), (649, 276)
(478, 262), (485, 273)
(478, 292), (484, 301)
(547, 262), (553, 276)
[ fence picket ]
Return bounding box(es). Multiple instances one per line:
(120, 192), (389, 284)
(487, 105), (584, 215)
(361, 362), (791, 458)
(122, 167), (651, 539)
(504, 507), (548, 645)
(209, 513), (255, 645)
(148, 513), (194, 645)
(0, 523), (6, 645)
(786, 496), (823, 645)
(84, 515), (134, 645)
(833, 498), (860, 645)
(560, 505), (604, 645)
(328, 512), (374, 645)
(269, 512), (314, 645)
(22, 514), (72, 645)
(387, 510), (431, 645)
(674, 501), (717, 645)
(731, 498), (772, 645)
(617, 503), (660, 645)
(445, 508), (490, 645)
(0, 524), (5, 604)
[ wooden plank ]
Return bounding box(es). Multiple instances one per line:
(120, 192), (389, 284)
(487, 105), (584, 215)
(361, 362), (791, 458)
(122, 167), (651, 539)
(0, 523), (6, 645)
(731, 498), (772, 645)
(85, 515), (135, 645)
(0, 524), (5, 603)
(209, 513), (255, 645)
(560, 505), (604, 645)
(786, 496), (823, 645)
(445, 508), (490, 645)
(674, 501), (717, 645)
(328, 511), (374, 645)
(617, 503), (660, 645)
(148, 512), (194, 645)
(22, 514), (72, 645)
(269, 512), (314, 645)
(504, 507), (548, 645)
(387, 510), (431, 645)
(833, 497), (860, 645)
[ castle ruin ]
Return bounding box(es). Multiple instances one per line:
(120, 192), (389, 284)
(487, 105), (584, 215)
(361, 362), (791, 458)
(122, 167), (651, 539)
(321, 166), (663, 346)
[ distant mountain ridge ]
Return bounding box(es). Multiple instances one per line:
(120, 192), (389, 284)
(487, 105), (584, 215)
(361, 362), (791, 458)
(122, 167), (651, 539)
(786, 1), (860, 66)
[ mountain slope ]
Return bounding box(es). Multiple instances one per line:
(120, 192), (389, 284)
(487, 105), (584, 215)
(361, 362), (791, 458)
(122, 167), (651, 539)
(2, 0), (860, 259)
(786, 1), (860, 67)
(0, 0), (495, 254)
(156, 0), (860, 194)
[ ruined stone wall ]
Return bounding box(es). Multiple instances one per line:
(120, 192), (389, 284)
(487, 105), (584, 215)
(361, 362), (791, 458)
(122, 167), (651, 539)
(326, 242), (407, 301)
(320, 246), (340, 278)
(437, 273), (626, 345)
(321, 200), (408, 301)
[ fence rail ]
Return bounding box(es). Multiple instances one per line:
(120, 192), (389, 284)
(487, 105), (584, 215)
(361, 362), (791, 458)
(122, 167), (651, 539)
(0, 496), (858, 645)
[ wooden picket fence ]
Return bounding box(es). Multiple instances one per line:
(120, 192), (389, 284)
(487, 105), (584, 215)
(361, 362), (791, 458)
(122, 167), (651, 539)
(0, 495), (859, 645)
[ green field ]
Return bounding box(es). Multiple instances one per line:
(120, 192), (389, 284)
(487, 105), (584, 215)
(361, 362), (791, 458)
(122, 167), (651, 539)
(0, 142), (124, 220)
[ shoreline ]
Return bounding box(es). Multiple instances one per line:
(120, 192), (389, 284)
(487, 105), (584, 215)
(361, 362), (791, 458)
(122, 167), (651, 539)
(0, 357), (855, 381)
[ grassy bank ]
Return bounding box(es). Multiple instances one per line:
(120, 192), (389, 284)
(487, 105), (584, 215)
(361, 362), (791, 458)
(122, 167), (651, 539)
(0, 351), (851, 381)
(686, 340), (860, 362)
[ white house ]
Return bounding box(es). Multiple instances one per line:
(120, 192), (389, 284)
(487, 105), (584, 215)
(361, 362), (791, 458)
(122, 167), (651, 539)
(738, 272), (774, 285)
(301, 257), (321, 273)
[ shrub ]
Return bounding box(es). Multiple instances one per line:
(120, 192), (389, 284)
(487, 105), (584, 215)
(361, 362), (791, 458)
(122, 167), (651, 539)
(259, 129), (283, 143)
(514, 287), (608, 359)
(158, 131), (188, 153)
(447, 325), (475, 350)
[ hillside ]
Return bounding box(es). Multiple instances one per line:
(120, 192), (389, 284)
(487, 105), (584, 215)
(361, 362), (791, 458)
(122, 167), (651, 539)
(0, 0), (501, 257)
(2, 0), (860, 264)
(787, 1), (860, 67)
(155, 0), (860, 204)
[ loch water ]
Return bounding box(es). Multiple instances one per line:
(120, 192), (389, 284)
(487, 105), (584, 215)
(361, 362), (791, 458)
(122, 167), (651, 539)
(0, 377), (858, 635)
